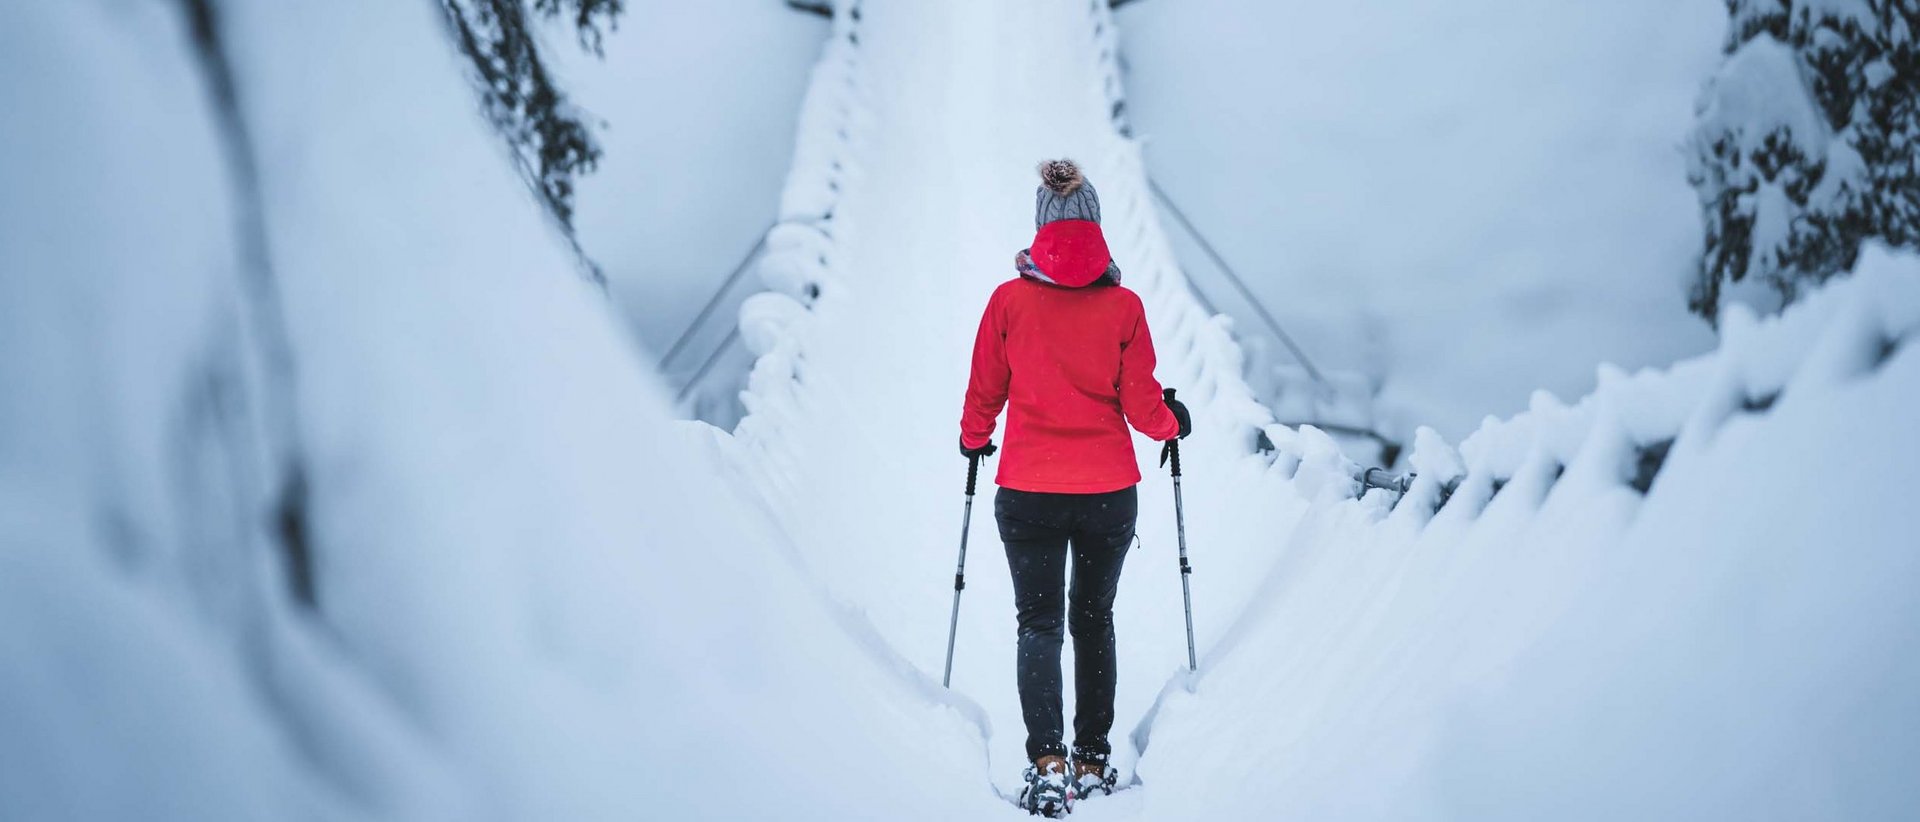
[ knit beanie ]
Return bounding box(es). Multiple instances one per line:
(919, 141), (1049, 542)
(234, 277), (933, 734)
(1034, 159), (1100, 228)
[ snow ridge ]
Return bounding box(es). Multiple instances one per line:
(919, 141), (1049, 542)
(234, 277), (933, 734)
(1250, 246), (1920, 527)
(1133, 248), (1920, 819)
(730, 1), (871, 521)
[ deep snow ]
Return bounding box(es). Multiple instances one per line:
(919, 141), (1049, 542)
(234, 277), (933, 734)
(3, 1), (1917, 820)
(4, 2), (995, 819)
(1133, 247), (1920, 820)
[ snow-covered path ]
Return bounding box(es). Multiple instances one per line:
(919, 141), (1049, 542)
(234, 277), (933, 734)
(723, 1), (1920, 818)
(725, 0), (1297, 804)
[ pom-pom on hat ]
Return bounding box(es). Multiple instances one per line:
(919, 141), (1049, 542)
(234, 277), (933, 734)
(1035, 159), (1100, 228)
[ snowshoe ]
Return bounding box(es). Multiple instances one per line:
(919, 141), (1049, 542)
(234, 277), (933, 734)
(1071, 750), (1120, 798)
(1018, 756), (1073, 817)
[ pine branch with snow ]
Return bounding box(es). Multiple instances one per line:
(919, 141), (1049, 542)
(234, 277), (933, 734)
(1688, 0), (1920, 323)
(438, 0), (619, 231)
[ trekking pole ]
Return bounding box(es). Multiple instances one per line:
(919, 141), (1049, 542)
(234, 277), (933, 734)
(1160, 388), (1199, 673)
(943, 451), (985, 688)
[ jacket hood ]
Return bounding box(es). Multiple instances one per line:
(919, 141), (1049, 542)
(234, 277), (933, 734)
(1023, 220), (1113, 288)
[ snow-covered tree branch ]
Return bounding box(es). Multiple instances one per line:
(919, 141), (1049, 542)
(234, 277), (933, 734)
(1688, 0), (1919, 322)
(438, 0), (620, 239)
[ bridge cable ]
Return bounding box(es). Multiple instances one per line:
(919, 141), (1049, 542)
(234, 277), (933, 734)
(1147, 177), (1330, 389)
(676, 326), (743, 405)
(659, 224), (774, 371)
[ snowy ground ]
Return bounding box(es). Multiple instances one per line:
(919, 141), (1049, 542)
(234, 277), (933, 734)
(1131, 248), (1920, 819)
(5, 2), (995, 818)
(3, 1), (1917, 820)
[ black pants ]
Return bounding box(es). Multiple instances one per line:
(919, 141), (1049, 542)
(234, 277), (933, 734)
(995, 485), (1137, 762)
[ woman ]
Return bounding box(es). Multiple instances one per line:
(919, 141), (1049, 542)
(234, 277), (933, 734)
(958, 159), (1192, 817)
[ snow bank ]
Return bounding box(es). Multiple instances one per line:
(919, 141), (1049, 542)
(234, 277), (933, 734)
(2, 2), (1000, 818)
(1136, 249), (1920, 819)
(0, 4), (433, 818)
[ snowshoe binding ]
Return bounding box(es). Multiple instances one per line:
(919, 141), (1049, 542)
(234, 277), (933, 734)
(1071, 750), (1120, 799)
(1018, 755), (1073, 817)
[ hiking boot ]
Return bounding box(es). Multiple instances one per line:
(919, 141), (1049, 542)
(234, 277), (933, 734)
(1071, 750), (1119, 798)
(1018, 755), (1072, 817)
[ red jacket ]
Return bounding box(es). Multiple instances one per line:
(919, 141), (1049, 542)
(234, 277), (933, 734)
(960, 221), (1180, 493)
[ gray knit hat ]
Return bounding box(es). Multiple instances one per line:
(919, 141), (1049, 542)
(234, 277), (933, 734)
(1035, 159), (1100, 228)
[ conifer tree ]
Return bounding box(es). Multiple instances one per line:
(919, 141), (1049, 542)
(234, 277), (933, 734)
(1688, 0), (1919, 322)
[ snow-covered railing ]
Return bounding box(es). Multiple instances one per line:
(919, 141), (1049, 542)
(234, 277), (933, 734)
(729, 0), (869, 513)
(660, 225), (775, 421)
(1257, 248), (1919, 523)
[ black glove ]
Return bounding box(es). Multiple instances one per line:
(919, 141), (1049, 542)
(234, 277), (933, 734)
(1165, 397), (1193, 439)
(960, 436), (998, 458)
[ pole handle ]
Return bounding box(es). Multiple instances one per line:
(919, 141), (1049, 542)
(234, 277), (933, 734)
(965, 453), (981, 497)
(1160, 388), (1184, 477)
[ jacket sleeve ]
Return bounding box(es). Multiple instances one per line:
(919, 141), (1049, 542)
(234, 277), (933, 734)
(960, 288), (1010, 449)
(1118, 297), (1180, 441)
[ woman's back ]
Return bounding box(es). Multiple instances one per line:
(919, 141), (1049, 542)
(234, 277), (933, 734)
(962, 277), (1176, 493)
